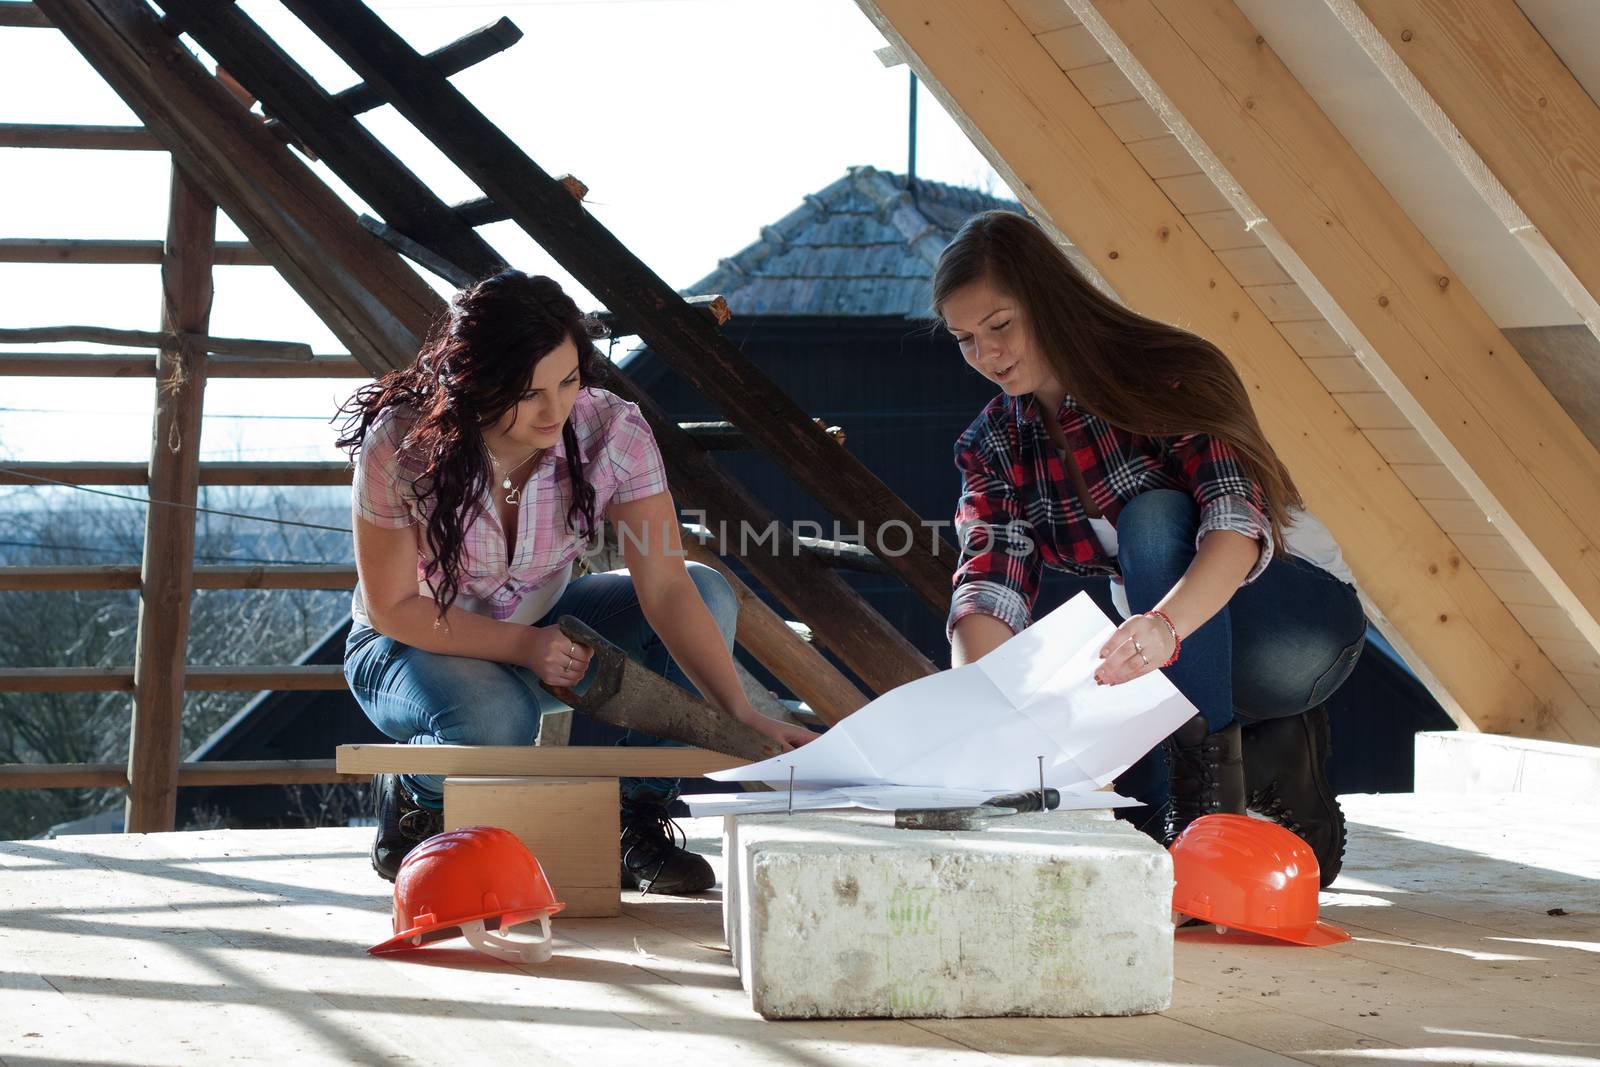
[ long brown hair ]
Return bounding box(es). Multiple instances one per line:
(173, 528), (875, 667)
(933, 210), (1301, 547)
(337, 270), (604, 618)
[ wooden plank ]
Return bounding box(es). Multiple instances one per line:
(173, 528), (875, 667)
(0, 665), (346, 692)
(1094, 0), (1600, 664)
(278, 0), (956, 618)
(1337, 390), (1414, 431)
(1242, 282), (1321, 322)
(1506, 601), (1588, 644)
(1419, 497), (1495, 536)
(0, 1), (49, 27)
(1274, 318), (1353, 359)
(1344, 0), (1600, 336)
(0, 461), (351, 486)
(1185, 206), (1260, 250)
(1066, 60), (1141, 105)
(858, 0), (1600, 742)
(1035, 22), (1102, 70)
(265, 17), (524, 133)
(1010, 0), (1080, 33)
(1214, 245), (1290, 287)
(1451, 533), (1529, 572)
(0, 238), (264, 265)
(0, 122), (160, 149)
(0, 326), (309, 359)
(680, 541), (868, 724)
(125, 164), (215, 834)
(0, 352), (365, 377)
(35, 0), (439, 373)
(1095, 97), (1167, 140)
(1477, 567), (1559, 607)
(1155, 171), (1231, 214)
(1390, 462), (1471, 500)
(1303, 356), (1379, 394)
(1123, 133), (1198, 179)
(336, 743), (744, 778)
(163, 0), (506, 285)
(0, 760), (360, 789)
(1363, 428), (1439, 466)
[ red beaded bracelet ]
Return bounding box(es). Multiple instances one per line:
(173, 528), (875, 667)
(1146, 609), (1181, 667)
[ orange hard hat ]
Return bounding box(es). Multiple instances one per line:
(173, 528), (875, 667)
(369, 825), (566, 963)
(1170, 814), (1348, 947)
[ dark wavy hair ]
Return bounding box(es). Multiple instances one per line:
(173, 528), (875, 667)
(337, 270), (605, 619)
(933, 211), (1302, 550)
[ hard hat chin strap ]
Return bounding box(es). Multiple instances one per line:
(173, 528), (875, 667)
(461, 915), (555, 964)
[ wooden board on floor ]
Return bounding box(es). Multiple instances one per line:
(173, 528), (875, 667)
(0, 792), (1595, 1065)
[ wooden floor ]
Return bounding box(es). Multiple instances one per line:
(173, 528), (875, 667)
(2, 792), (1597, 1066)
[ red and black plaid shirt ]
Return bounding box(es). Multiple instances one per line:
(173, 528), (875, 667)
(949, 392), (1273, 638)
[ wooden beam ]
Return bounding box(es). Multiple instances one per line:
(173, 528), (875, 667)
(336, 743), (743, 778)
(277, 0), (956, 614)
(1076, 0), (1600, 730)
(0, 462), (352, 486)
(262, 17), (524, 137)
(125, 164), (214, 833)
(856, 0), (1600, 742)
(0, 353), (367, 378)
(155, 0), (936, 694)
(681, 541), (869, 725)
(0, 123), (160, 149)
(161, 0), (507, 285)
(0, 665), (346, 693)
(0, 239), (265, 265)
(0, 565), (357, 591)
(1337, 0), (1600, 329)
(0, 327), (309, 360)
(34, 0), (439, 374)
(0, 760), (361, 790)
(0, 2), (49, 27)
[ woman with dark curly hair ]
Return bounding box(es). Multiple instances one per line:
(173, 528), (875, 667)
(339, 270), (812, 889)
(935, 212), (1364, 886)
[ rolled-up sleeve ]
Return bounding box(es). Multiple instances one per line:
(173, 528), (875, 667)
(352, 411), (417, 529)
(1165, 431), (1273, 583)
(948, 442), (1044, 642)
(608, 402), (669, 503)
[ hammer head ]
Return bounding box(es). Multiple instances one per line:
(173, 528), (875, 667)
(540, 615), (783, 762)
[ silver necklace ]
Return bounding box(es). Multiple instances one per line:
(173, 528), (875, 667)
(488, 444), (544, 506)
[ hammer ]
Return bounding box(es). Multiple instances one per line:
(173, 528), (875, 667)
(539, 615), (784, 763)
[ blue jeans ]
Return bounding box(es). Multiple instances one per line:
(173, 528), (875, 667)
(344, 561), (739, 808)
(1111, 490), (1367, 812)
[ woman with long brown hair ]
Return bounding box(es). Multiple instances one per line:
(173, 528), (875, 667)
(934, 211), (1364, 885)
(338, 270), (812, 890)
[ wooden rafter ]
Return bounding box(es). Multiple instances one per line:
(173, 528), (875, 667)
(34, 0), (438, 373)
(1079, 0), (1600, 663)
(857, 0), (1600, 742)
(1336, 0), (1600, 329)
(272, 0), (956, 614)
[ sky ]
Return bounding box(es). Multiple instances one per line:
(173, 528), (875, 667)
(0, 0), (1009, 472)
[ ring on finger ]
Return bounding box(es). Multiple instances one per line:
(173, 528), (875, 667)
(1138, 650), (1150, 666)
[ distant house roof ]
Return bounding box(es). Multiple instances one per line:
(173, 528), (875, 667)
(684, 165), (1025, 318)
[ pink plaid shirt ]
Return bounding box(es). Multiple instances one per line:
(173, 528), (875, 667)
(350, 387), (669, 626)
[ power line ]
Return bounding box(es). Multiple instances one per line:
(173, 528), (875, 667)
(0, 467), (350, 534)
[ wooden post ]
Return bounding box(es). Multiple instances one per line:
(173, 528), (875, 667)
(124, 164), (216, 833)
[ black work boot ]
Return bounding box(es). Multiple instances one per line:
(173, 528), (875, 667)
(371, 773), (443, 882)
(1162, 714), (1245, 847)
(619, 793), (715, 895)
(1244, 704), (1346, 887)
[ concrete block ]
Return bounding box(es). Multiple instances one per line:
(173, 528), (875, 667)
(726, 810), (1172, 1019)
(1414, 731), (1600, 801)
